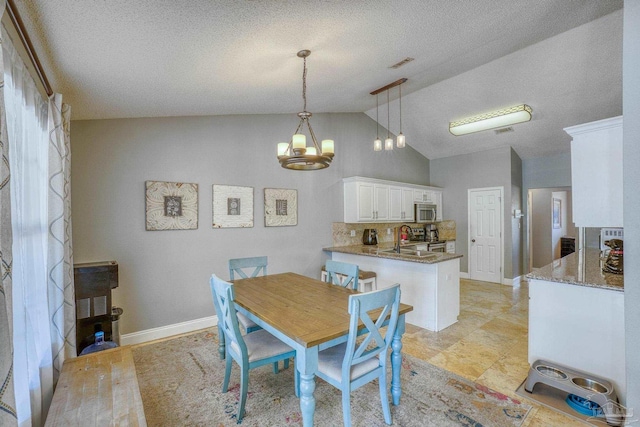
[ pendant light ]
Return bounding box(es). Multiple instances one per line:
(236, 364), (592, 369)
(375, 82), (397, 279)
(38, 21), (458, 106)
(277, 50), (334, 170)
(370, 78), (407, 151)
(374, 94), (382, 151)
(384, 89), (393, 150)
(396, 83), (406, 148)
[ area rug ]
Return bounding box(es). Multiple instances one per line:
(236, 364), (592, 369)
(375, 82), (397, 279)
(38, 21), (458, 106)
(132, 329), (531, 426)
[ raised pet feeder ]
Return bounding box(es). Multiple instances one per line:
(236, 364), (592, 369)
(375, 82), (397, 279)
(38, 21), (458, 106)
(524, 359), (622, 426)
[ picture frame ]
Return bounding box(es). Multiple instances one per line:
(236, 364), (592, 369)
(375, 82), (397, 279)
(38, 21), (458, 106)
(552, 198), (561, 229)
(264, 188), (298, 227)
(212, 185), (254, 228)
(145, 181), (198, 231)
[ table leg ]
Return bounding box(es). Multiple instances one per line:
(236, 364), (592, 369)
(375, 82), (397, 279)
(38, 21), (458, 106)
(298, 348), (318, 427)
(390, 314), (406, 405)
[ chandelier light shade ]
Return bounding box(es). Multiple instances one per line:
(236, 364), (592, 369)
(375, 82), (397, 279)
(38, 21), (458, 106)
(277, 50), (334, 170)
(370, 78), (408, 151)
(449, 104), (533, 136)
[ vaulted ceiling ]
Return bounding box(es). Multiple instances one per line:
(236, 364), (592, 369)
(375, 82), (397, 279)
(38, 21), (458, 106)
(14, 0), (623, 159)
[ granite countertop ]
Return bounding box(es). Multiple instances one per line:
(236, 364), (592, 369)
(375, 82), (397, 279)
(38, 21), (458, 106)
(526, 248), (623, 292)
(323, 243), (463, 264)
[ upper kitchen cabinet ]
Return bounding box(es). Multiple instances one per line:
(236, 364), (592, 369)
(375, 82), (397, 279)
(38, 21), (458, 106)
(565, 116), (622, 227)
(343, 177), (440, 223)
(390, 186), (415, 222)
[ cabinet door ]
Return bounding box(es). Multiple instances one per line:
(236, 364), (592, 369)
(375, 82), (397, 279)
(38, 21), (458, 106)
(414, 190), (425, 202)
(373, 184), (390, 220)
(434, 191), (443, 221)
(446, 241), (455, 254)
(424, 191), (434, 203)
(357, 182), (375, 221)
(402, 188), (415, 221)
(389, 186), (403, 221)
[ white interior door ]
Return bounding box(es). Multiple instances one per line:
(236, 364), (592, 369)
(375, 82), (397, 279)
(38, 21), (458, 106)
(468, 187), (503, 283)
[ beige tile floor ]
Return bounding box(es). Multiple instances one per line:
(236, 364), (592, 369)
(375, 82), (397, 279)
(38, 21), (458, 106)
(401, 278), (588, 426)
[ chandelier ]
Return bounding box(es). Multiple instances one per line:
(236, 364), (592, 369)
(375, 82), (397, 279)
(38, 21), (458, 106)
(277, 50), (334, 170)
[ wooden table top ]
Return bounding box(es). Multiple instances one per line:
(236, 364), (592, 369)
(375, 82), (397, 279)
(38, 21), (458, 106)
(232, 272), (413, 348)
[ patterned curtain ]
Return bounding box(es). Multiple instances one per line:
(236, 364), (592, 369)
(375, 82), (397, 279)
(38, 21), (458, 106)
(47, 94), (75, 382)
(0, 1), (17, 423)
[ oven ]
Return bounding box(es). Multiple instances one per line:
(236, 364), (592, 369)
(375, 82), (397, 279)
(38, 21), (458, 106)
(427, 241), (446, 252)
(415, 203), (437, 222)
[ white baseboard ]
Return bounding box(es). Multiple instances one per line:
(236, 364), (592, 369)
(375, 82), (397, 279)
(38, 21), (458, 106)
(510, 275), (522, 287)
(459, 272), (470, 279)
(121, 315), (218, 346)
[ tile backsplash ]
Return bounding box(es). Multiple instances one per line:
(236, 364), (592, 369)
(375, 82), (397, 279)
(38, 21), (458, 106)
(332, 220), (456, 247)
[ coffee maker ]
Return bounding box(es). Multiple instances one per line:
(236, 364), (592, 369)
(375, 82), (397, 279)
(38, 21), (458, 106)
(362, 229), (378, 245)
(425, 223), (438, 242)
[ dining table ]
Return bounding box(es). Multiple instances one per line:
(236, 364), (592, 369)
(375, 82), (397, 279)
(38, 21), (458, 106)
(225, 272), (413, 427)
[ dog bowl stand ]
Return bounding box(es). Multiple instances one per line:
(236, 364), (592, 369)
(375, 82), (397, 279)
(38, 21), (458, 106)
(525, 359), (622, 426)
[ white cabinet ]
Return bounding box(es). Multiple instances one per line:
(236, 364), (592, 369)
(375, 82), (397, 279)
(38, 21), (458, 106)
(434, 190), (443, 221)
(446, 241), (455, 254)
(564, 116), (622, 227)
(390, 187), (415, 221)
(344, 177), (441, 223)
(344, 180), (390, 222)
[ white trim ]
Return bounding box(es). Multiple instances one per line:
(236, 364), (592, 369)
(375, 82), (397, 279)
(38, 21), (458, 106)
(511, 275), (522, 287)
(459, 271), (470, 279)
(120, 315), (218, 346)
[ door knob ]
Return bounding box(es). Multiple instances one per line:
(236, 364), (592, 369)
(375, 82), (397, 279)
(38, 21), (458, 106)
(471, 239), (476, 243)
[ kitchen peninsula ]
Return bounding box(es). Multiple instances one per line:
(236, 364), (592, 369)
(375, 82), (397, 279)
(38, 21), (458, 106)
(323, 244), (462, 332)
(526, 248), (626, 402)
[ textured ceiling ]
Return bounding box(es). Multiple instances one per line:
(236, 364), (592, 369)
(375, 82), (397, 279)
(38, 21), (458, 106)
(14, 0), (623, 160)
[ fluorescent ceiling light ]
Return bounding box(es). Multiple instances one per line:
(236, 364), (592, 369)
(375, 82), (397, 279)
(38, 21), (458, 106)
(449, 104), (532, 136)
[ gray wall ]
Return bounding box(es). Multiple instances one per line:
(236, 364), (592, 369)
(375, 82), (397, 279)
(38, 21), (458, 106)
(522, 152), (572, 272)
(430, 146), (521, 279)
(530, 189), (553, 269)
(623, 0), (640, 413)
(510, 148), (523, 278)
(71, 113), (430, 334)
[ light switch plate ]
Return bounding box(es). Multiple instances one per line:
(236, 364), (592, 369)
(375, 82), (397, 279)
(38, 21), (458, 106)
(350, 230), (356, 237)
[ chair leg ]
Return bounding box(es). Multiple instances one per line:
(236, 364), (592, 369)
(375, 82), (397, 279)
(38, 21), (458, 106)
(222, 355), (232, 392)
(378, 372), (392, 425)
(217, 325), (225, 359)
(272, 361), (279, 373)
(237, 364), (249, 423)
(283, 358), (290, 369)
(342, 389), (352, 427)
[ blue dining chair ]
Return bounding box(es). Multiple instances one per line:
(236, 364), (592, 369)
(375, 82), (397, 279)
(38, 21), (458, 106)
(315, 284), (401, 426)
(324, 260), (359, 291)
(229, 256), (267, 334)
(210, 274), (299, 423)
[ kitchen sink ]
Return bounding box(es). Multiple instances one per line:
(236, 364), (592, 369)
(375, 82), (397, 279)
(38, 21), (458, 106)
(378, 247), (438, 258)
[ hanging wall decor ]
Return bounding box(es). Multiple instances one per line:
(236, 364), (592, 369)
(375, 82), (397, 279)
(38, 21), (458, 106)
(212, 185), (254, 228)
(264, 188), (297, 227)
(145, 181), (198, 230)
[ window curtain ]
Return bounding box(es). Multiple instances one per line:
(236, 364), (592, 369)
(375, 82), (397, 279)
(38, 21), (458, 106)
(2, 24), (75, 426)
(0, 3), (18, 425)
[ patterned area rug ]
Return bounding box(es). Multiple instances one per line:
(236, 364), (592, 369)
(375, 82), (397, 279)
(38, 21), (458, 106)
(132, 329), (531, 426)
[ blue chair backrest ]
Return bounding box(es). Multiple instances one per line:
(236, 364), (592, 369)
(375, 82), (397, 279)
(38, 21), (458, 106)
(210, 274), (247, 357)
(324, 260), (359, 291)
(229, 256), (268, 280)
(342, 284), (401, 379)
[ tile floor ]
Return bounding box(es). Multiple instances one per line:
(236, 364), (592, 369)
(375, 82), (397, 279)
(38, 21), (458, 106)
(401, 278), (587, 426)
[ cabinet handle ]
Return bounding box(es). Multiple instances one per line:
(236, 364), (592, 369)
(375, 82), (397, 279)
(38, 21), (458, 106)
(471, 239), (476, 243)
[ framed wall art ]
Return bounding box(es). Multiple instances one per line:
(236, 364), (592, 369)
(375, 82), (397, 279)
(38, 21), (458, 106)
(212, 185), (254, 228)
(145, 181), (198, 231)
(264, 188), (297, 227)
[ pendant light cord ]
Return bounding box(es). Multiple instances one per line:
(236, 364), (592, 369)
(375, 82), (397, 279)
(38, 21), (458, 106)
(376, 94), (379, 138)
(399, 84), (402, 132)
(387, 89), (390, 138)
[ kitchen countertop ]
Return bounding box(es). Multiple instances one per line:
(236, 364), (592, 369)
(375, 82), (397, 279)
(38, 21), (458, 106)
(526, 248), (623, 292)
(323, 243), (463, 264)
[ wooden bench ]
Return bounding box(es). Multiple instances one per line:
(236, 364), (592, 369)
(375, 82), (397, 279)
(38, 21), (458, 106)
(45, 346), (146, 426)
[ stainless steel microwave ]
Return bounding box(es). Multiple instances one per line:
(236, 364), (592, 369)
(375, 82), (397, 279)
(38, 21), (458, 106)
(415, 203), (437, 222)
